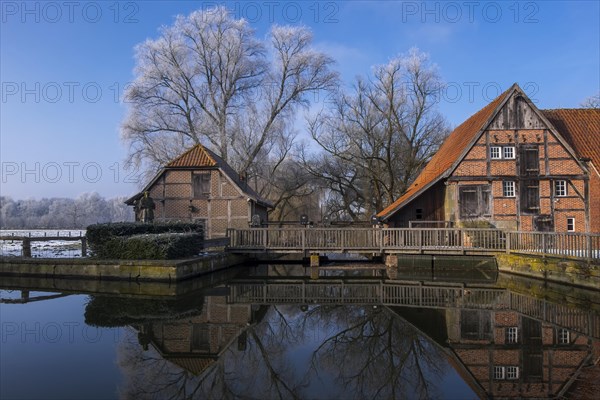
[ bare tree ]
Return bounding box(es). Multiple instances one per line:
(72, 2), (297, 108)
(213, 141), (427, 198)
(581, 93), (600, 108)
(121, 6), (338, 192)
(305, 48), (450, 220)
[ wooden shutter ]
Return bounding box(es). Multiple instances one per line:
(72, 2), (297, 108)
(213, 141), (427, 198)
(520, 145), (539, 176)
(193, 173), (211, 198)
(520, 179), (539, 214)
(459, 187), (479, 218)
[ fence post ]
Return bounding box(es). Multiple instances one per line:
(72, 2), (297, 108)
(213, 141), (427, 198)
(22, 238), (31, 257)
(506, 232), (511, 254)
(588, 234), (593, 262)
(81, 237), (87, 257)
(302, 229), (306, 253)
(542, 233), (547, 256)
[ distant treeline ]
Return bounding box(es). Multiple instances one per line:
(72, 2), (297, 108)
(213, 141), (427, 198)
(0, 193), (134, 229)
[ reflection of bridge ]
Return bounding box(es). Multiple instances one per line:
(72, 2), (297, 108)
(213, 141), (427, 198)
(226, 228), (600, 262)
(227, 279), (600, 338)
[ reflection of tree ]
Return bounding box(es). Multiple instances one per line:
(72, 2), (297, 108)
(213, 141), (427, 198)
(117, 303), (450, 399)
(193, 305), (308, 399)
(305, 306), (446, 399)
(118, 328), (191, 399)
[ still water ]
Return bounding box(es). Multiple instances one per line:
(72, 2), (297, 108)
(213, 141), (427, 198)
(1, 264), (599, 399)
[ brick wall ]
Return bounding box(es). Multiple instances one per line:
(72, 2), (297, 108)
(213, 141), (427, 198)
(447, 125), (590, 232)
(143, 168), (268, 238)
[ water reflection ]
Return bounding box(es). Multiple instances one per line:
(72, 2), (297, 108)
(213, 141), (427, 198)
(2, 265), (599, 399)
(116, 304), (454, 399)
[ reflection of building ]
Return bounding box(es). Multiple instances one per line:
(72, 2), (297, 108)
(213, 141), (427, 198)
(125, 143), (272, 238)
(136, 295), (265, 376)
(446, 309), (597, 398)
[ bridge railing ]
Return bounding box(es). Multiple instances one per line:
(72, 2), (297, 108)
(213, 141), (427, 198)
(227, 227), (600, 262)
(507, 231), (599, 261)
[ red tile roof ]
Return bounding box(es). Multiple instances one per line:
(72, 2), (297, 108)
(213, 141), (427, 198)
(542, 108), (600, 169)
(377, 84), (515, 219)
(166, 144), (217, 168)
(125, 143), (273, 208)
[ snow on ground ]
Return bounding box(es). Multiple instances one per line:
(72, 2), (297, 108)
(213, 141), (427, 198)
(0, 230), (86, 258)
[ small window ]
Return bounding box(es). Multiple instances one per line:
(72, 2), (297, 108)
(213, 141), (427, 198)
(567, 217), (575, 232)
(506, 366), (520, 380)
(558, 328), (570, 344)
(503, 146), (515, 159)
(555, 180), (567, 197)
(490, 146), (501, 159)
(193, 173), (211, 198)
(506, 327), (519, 343)
(503, 181), (516, 197)
(493, 366), (505, 380)
(415, 209), (423, 220)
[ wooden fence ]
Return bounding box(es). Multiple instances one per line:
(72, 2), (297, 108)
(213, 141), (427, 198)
(0, 232), (87, 257)
(226, 228), (600, 262)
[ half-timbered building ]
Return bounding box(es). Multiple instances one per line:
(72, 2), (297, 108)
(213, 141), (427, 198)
(377, 83), (600, 233)
(125, 144), (273, 238)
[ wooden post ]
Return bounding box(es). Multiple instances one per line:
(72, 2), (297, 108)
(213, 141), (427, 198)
(385, 254), (398, 268)
(302, 229), (306, 253)
(587, 234), (593, 263)
(542, 233), (547, 256)
(310, 253), (320, 267)
(22, 238), (31, 257)
(81, 237), (87, 257)
(506, 232), (511, 254)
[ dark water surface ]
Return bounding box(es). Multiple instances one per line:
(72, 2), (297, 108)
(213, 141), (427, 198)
(1, 264), (599, 399)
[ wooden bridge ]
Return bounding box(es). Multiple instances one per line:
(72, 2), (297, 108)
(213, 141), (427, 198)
(227, 279), (600, 338)
(226, 227), (600, 262)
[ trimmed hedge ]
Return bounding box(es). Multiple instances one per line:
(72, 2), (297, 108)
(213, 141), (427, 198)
(85, 294), (205, 327)
(87, 221), (203, 243)
(86, 222), (204, 259)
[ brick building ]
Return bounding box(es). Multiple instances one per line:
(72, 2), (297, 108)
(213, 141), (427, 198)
(446, 309), (596, 398)
(125, 144), (273, 238)
(135, 295), (265, 376)
(377, 83), (600, 233)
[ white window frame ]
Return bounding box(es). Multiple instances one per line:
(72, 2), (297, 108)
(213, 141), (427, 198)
(507, 327), (519, 343)
(506, 366), (519, 380)
(490, 146), (501, 159)
(503, 181), (516, 197)
(493, 366), (505, 380)
(503, 146), (515, 159)
(567, 217), (575, 232)
(558, 328), (570, 344)
(555, 180), (568, 197)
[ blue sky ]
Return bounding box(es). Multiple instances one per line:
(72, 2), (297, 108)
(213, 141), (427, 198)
(1, 1), (599, 199)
